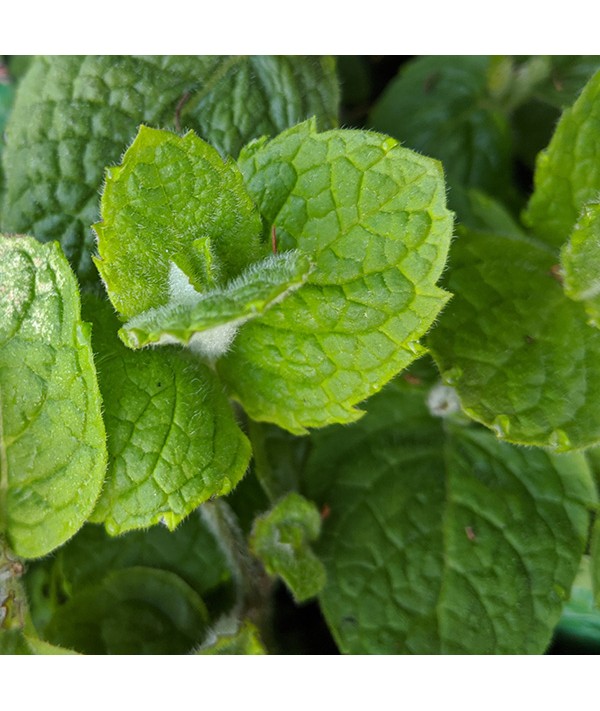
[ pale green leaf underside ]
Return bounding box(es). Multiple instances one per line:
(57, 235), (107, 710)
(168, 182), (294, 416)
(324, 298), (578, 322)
(524, 69), (600, 248)
(249, 492), (326, 603)
(429, 229), (600, 450)
(561, 201), (600, 327)
(304, 381), (595, 654)
(84, 297), (251, 536)
(0, 236), (106, 558)
(218, 119), (453, 434)
(120, 251), (313, 355)
(94, 125), (263, 320)
(1, 55), (338, 282)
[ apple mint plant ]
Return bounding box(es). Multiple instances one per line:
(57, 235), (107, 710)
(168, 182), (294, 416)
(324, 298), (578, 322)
(1, 54), (600, 654)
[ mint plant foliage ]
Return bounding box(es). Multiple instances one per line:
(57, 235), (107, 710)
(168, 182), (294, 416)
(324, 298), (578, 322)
(83, 296), (251, 535)
(0, 55), (338, 284)
(0, 236), (106, 558)
(4, 55), (600, 655)
(304, 375), (595, 653)
(96, 120), (453, 434)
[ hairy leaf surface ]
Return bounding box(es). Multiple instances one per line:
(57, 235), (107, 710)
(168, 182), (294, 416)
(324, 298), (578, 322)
(120, 251), (313, 358)
(219, 119), (453, 433)
(304, 380), (595, 654)
(0, 236), (106, 558)
(1, 56), (338, 282)
(561, 201), (600, 326)
(84, 297), (250, 534)
(94, 126), (264, 319)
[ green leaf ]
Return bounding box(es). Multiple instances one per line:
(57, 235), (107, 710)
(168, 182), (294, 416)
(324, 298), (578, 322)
(1, 56), (338, 283)
(179, 56), (340, 156)
(428, 228), (600, 450)
(304, 381), (595, 654)
(249, 493), (326, 603)
(524, 70), (600, 248)
(44, 566), (210, 654)
(94, 125), (264, 320)
(218, 119), (453, 434)
(25, 517), (235, 634)
(561, 201), (600, 326)
(0, 236), (106, 558)
(369, 56), (515, 207)
(120, 251), (313, 358)
(82, 296), (250, 535)
(196, 619), (267, 654)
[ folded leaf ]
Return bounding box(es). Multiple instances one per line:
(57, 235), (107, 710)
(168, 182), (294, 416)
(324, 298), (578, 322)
(0, 236), (106, 558)
(304, 380), (595, 654)
(524, 69), (600, 248)
(44, 567), (210, 654)
(428, 228), (600, 450)
(249, 493), (326, 603)
(219, 119), (453, 433)
(120, 251), (313, 359)
(82, 297), (250, 534)
(25, 517), (235, 635)
(1, 56), (338, 283)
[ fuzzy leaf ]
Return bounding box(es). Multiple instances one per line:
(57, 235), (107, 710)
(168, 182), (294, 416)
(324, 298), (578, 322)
(218, 119), (453, 433)
(120, 251), (313, 359)
(82, 297), (250, 535)
(250, 493), (326, 602)
(94, 125), (264, 320)
(304, 381), (595, 654)
(1, 56), (338, 283)
(561, 201), (600, 326)
(524, 70), (600, 248)
(428, 228), (600, 450)
(0, 236), (106, 558)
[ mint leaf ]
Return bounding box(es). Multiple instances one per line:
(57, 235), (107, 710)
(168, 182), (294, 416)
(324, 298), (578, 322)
(25, 516), (235, 636)
(561, 201), (600, 327)
(524, 70), (600, 248)
(369, 56), (515, 206)
(1, 56), (338, 283)
(0, 236), (106, 558)
(179, 56), (339, 157)
(94, 125), (264, 319)
(120, 251), (313, 358)
(428, 228), (600, 450)
(249, 493), (326, 603)
(44, 567), (209, 654)
(218, 119), (453, 433)
(196, 619), (266, 655)
(304, 381), (595, 654)
(83, 297), (250, 535)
